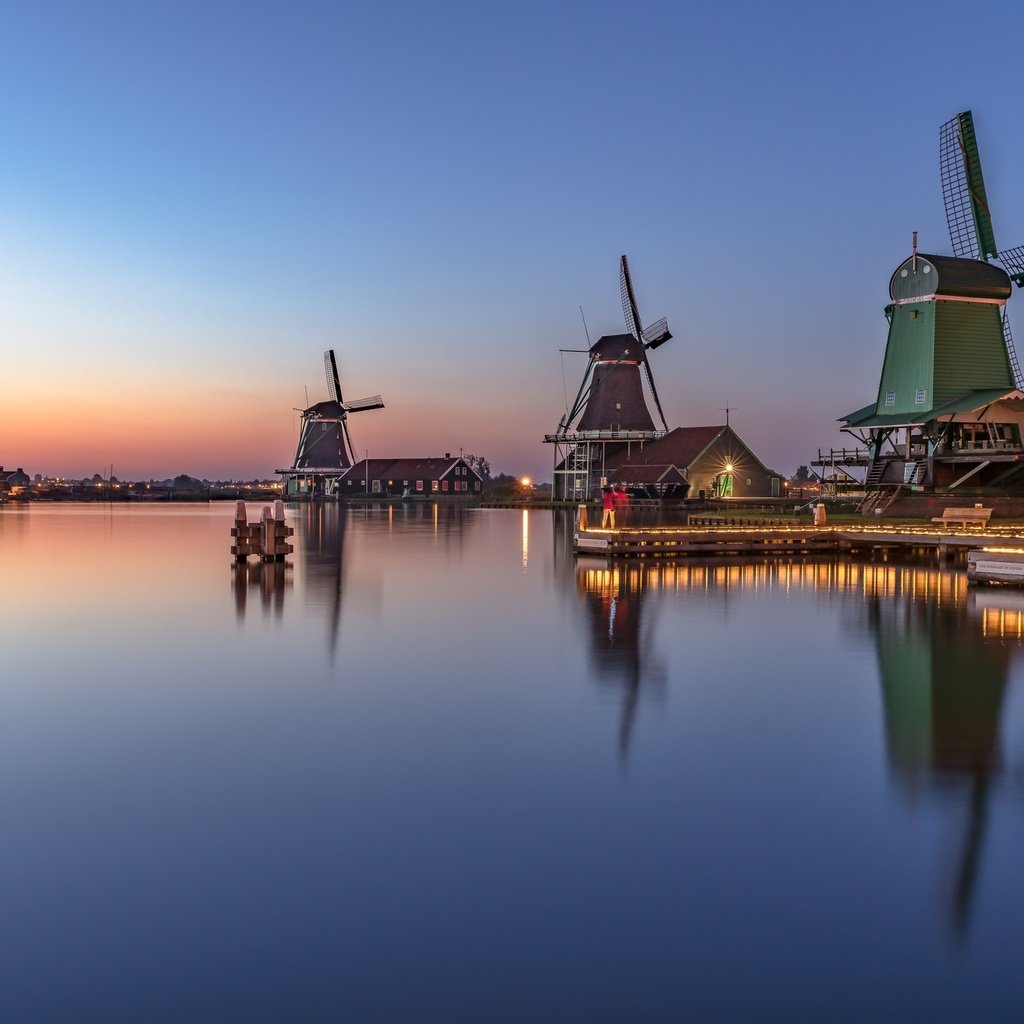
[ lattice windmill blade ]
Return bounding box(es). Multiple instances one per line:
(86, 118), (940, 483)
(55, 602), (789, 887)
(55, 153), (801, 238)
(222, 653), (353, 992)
(940, 111), (998, 261)
(342, 395), (385, 413)
(620, 255), (642, 341)
(340, 417), (357, 466)
(621, 254), (673, 349)
(641, 360), (669, 433)
(642, 317), (672, 349)
(997, 245), (1024, 288)
(1002, 310), (1024, 390)
(324, 350), (343, 403)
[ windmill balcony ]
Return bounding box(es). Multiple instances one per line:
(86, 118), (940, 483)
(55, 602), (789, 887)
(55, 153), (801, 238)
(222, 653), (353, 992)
(545, 429), (666, 442)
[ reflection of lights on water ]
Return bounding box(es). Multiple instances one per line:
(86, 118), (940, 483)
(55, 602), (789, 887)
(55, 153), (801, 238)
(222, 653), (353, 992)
(579, 560), (972, 610)
(521, 509), (529, 568)
(983, 608), (1024, 638)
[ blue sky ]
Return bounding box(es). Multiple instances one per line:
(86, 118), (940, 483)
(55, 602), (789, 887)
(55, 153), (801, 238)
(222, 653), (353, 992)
(3, 0), (1024, 479)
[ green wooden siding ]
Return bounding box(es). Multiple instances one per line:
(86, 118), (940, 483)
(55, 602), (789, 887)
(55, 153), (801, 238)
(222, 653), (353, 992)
(876, 303), (934, 415)
(933, 300), (1012, 403)
(875, 298), (1012, 416)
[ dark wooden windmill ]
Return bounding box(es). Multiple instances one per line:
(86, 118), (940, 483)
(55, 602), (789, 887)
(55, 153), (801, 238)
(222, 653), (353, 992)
(545, 255), (674, 500)
(278, 350), (384, 498)
(839, 111), (1024, 503)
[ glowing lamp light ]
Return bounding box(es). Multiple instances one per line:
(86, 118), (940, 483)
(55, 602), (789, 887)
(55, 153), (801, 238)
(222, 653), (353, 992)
(521, 477), (532, 487)
(725, 463), (734, 473)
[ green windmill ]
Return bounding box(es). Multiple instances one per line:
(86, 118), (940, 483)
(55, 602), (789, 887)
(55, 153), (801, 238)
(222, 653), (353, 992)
(841, 111), (1024, 498)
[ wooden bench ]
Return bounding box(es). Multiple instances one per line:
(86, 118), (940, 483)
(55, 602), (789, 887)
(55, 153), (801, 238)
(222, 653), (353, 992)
(930, 506), (993, 529)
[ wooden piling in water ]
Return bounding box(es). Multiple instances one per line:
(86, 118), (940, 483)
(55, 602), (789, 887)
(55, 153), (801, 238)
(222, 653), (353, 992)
(230, 500), (294, 562)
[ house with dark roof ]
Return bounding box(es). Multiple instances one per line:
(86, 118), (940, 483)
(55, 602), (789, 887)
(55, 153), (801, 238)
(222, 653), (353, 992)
(0, 467), (30, 494)
(606, 426), (782, 499)
(338, 455), (482, 498)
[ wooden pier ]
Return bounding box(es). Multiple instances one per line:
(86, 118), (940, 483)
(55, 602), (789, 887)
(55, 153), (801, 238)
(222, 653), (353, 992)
(576, 524), (835, 557)
(573, 505), (1024, 574)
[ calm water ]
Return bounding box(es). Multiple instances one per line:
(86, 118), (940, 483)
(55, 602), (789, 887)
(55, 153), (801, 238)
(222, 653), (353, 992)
(2, 502), (1024, 1022)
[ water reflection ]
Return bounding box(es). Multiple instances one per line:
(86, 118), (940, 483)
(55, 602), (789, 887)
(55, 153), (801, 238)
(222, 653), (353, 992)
(575, 558), (667, 765)
(293, 503), (349, 662)
(570, 553), (1022, 943)
(260, 502), (479, 663)
(864, 568), (1018, 941)
(231, 560), (291, 621)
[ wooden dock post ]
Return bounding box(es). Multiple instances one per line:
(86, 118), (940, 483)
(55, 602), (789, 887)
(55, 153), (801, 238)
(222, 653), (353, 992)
(578, 503), (589, 532)
(231, 501), (294, 562)
(230, 500), (260, 562)
(260, 503), (294, 562)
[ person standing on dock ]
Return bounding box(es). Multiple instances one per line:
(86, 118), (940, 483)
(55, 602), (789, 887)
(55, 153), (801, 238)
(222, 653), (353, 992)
(601, 485), (616, 529)
(613, 483), (629, 528)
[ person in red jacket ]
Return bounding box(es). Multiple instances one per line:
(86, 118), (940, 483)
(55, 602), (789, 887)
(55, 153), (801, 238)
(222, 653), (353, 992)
(601, 485), (616, 528)
(612, 483), (629, 528)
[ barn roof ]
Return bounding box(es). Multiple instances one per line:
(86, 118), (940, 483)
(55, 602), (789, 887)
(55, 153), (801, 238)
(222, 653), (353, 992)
(343, 457), (479, 480)
(606, 425), (776, 477)
(607, 426), (724, 471)
(610, 464), (687, 484)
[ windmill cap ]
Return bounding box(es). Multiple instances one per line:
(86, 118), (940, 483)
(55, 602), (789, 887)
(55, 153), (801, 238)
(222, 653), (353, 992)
(890, 253), (1011, 301)
(589, 333), (647, 362)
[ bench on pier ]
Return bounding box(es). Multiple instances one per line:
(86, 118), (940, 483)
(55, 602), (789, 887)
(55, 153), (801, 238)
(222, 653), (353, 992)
(930, 506), (992, 529)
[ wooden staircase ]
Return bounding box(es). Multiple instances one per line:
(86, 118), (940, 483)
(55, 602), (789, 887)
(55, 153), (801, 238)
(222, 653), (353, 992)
(860, 484), (904, 515)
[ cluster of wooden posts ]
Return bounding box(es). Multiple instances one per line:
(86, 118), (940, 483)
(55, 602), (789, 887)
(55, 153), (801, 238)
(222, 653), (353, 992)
(231, 499), (294, 562)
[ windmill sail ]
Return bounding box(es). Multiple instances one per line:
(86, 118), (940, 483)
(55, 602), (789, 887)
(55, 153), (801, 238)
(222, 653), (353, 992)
(620, 254), (672, 349)
(325, 350), (342, 403)
(620, 255), (642, 341)
(1002, 311), (1024, 390)
(940, 111), (998, 261)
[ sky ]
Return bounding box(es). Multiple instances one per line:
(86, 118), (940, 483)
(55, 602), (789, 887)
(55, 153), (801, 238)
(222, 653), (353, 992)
(3, 0), (1024, 482)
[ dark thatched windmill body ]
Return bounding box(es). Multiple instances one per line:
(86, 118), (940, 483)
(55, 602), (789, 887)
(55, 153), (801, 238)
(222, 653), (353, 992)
(278, 350), (384, 499)
(545, 256), (674, 500)
(839, 111), (1024, 502)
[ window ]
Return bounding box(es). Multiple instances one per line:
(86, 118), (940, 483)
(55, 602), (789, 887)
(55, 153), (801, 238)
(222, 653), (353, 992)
(416, 480), (423, 491)
(372, 479), (381, 493)
(915, 388), (927, 404)
(432, 480), (439, 492)
(442, 480), (449, 492)
(884, 391), (896, 407)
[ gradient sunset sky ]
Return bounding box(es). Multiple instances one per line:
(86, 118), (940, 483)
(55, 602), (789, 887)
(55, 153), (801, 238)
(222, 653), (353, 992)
(3, 0), (1024, 481)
